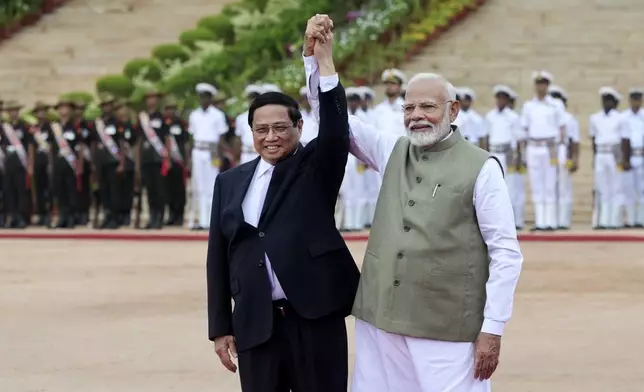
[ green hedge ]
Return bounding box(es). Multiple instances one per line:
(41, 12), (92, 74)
(123, 58), (163, 81)
(96, 74), (135, 99)
(0, 0), (43, 28)
(179, 27), (218, 50)
(152, 43), (191, 64)
(197, 14), (235, 45)
(59, 91), (94, 104)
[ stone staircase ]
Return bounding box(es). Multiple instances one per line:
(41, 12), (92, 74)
(377, 0), (644, 224)
(0, 0), (234, 105)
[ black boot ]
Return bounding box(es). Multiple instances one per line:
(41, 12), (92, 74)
(122, 212), (131, 227)
(11, 214), (26, 229)
(0, 214), (5, 228)
(78, 213), (89, 226)
(54, 215), (67, 229)
(43, 213), (52, 228)
(153, 210), (163, 230)
(145, 211), (156, 230)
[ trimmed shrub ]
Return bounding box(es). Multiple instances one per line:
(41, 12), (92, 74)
(96, 74), (135, 99)
(197, 14), (235, 45)
(59, 91), (94, 104)
(123, 58), (163, 81)
(151, 43), (191, 64)
(179, 28), (218, 50)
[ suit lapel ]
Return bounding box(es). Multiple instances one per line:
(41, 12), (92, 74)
(233, 157), (260, 219)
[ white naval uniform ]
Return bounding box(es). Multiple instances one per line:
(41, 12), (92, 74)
(484, 107), (524, 228)
(557, 112), (580, 228)
(620, 108), (644, 226)
(305, 56), (523, 392)
(372, 97), (406, 137)
(454, 110), (478, 144)
(339, 109), (369, 231)
(357, 107), (381, 226)
(589, 109), (623, 228)
(235, 110), (259, 164)
(188, 105), (229, 229)
(520, 96), (566, 229)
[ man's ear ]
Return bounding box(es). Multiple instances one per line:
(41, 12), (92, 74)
(450, 100), (461, 123)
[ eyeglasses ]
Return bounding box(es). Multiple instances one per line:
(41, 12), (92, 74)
(402, 100), (453, 115)
(252, 121), (297, 136)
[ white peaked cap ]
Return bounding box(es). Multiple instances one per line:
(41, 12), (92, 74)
(299, 86), (308, 96)
(360, 86), (376, 98)
(459, 87), (476, 100)
(598, 86), (621, 101)
(244, 84), (264, 96)
(532, 70), (554, 83)
(628, 87), (643, 95)
(381, 68), (407, 84)
(346, 87), (362, 98)
(548, 85), (568, 100)
(196, 83), (218, 95)
(262, 83), (282, 93)
(492, 85), (512, 96)
(508, 89), (519, 99)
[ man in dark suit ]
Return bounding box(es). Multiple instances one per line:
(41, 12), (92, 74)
(206, 15), (359, 392)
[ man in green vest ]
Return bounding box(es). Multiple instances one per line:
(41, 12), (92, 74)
(303, 16), (523, 392)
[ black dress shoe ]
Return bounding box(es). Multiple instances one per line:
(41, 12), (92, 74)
(529, 227), (543, 232)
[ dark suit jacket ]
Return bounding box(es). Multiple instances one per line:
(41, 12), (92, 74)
(206, 83), (360, 352)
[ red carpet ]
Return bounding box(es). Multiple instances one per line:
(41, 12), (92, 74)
(0, 230), (643, 242)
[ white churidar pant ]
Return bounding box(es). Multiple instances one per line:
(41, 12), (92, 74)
(352, 319), (491, 392)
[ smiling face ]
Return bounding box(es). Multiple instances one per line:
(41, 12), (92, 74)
(252, 104), (302, 164)
(403, 77), (459, 147)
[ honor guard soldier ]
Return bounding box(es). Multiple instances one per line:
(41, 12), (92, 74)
(235, 84), (264, 164)
(590, 87), (623, 229)
(548, 85), (580, 229)
(298, 86), (319, 145)
(187, 82), (229, 230)
(91, 96), (122, 229)
(373, 68), (406, 136)
(1, 101), (34, 228)
(458, 87), (486, 148)
(506, 89), (527, 229)
(620, 88), (644, 227)
(73, 101), (94, 226)
(0, 99), (5, 227)
(214, 93), (239, 173)
(51, 100), (82, 228)
(521, 71), (566, 231)
(31, 101), (54, 227)
(137, 89), (170, 229)
(162, 97), (190, 226)
(114, 99), (138, 226)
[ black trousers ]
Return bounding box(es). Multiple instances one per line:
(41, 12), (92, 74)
(98, 162), (119, 215)
(77, 160), (91, 215)
(166, 163), (186, 219)
(238, 301), (348, 392)
(3, 157), (29, 217)
(142, 162), (165, 212)
(120, 169), (135, 214)
(34, 152), (51, 216)
(53, 158), (78, 216)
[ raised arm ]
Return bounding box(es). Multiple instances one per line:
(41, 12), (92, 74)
(303, 54), (398, 173)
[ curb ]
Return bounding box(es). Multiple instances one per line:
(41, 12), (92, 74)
(0, 231), (642, 242)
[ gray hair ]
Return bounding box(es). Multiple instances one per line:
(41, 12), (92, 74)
(406, 73), (457, 101)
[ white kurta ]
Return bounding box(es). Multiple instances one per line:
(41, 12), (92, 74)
(304, 55), (523, 392)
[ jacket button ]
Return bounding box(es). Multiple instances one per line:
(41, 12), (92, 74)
(403, 225), (410, 232)
(408, 200), (415, 206)
(416, 176), (422, 183)
(258, 232), (265, 238)
(393, 279), (400, 286)
(397, 252), (403, 259)
(258, 260), (264, 267)
(422, 155), (428, 161)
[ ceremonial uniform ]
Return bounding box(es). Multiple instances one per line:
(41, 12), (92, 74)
(373, 69), (406, 137)
(51, 116), (81, 228)
(74, 114), (94, 226)
(163, 110), (190, 226)
(1, 103), (33, 228)
(92, 114), (121, 229)
(619, 91), (644, 227)
(520, 71), (566, 230)
(236, 85), (265, 163)
(590, 87), (623, 229)
(138, 109), (168, 229)
(356, 86), (380, 226)
(117, 116), (138, 226)
(458, 87), (485, 145)
(31, 102), (54, 226)
(299, 86), (319, 145)
(188, 83), (229, 229)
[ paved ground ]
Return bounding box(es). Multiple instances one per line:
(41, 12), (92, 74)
(1, 240), (643, 392)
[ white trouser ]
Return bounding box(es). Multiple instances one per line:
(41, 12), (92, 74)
(352, 319), (491, 392)
(340, 156), (367, 230)
(594, 151), (621, 228)
(506, 172), (525, 228)
(190, 149), (219, 228)
(363, 168), (381, 226)
(557, 145), (573, 227)
(621, 163), (644, 225)
(526, 144), (557, 228)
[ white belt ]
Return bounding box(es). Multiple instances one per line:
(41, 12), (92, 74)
(194, 141), (217, 150)
(596, 144), (618, 153)
(632, 148), (643, 156)
(489, 144), (511, 153)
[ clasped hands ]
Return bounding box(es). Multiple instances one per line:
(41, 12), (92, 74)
(304, 14), (336, 75)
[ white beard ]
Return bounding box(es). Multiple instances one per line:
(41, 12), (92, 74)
(406, 112), (452, 147)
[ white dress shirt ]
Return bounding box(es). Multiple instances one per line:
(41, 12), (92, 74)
(242, 159), (287, 300)
(589, 109), (622, 146)
(620, 109), (644, 163)
(484, 107), (521, 146)
(520, 96), (566, 139)
(304, 55), (523, 336)
(188, 105), (229, 142)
